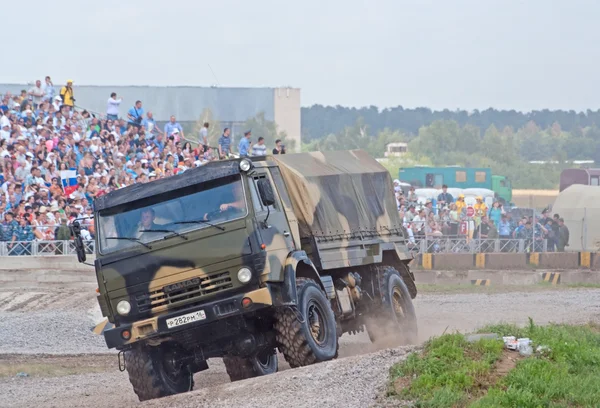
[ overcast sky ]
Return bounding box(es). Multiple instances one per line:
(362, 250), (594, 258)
(3, 0), (597, 111)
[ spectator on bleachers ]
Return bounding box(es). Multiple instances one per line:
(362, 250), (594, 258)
(437, 184), (453, 208)
(106, 93), (122, 120)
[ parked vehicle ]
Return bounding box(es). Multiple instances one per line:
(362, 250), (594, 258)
(559, 168), (600, 192)
(399, 166), (512, 203)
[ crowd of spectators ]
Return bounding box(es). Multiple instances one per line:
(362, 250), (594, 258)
(392, 182), (570, 252)
(0, 77), (286, 253)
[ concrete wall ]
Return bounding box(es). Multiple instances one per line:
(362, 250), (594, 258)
(273, 87), (301, 152)
(416, 251), (598, 271)
(0, 255), (94, 271)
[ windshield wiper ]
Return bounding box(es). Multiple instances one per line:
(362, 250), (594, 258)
(174, 219), (225, 231)
(105, 237), (152, 249)
(139, 229), (189, 241)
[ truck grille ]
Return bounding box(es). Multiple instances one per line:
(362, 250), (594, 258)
(136, 271), (233, 313)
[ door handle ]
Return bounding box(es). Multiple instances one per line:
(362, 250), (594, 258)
(283, 231), (290, 237)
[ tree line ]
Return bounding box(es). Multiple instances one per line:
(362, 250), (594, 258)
(301, 115), (600, 189)
(301, 105), (600, 142)
(186, 106), (600, 189)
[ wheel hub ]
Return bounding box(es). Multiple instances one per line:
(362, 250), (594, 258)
(392, 288), (406, 320)
(255, 349), (272, 369)
(307, 301), (326, 345)
(162, 349), (185, 384)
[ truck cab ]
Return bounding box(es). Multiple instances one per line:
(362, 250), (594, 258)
(73, 151), (417, 402)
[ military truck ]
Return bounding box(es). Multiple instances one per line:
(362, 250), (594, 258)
(73, 150), (417, 401)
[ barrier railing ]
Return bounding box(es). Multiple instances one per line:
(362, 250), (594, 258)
(0, 240), (95, 256)
(412, 235), (549, 254)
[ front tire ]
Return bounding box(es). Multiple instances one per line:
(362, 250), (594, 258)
(366, 266), (418, 345)
(124, 344), (194, 402)
(274, 278), (338, 368)
(223, 349), (278, 381)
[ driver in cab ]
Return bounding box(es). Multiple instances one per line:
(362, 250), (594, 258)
(204, 182), (245, 221)
(136, 208), (161, 240)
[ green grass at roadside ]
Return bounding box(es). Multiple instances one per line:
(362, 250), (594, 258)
(388, 320), (600, 407)
(0, 362), (108, 378)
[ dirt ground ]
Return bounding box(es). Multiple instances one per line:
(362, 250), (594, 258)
(1, 282), (599, 408)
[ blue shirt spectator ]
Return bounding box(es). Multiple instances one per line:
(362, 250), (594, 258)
(127, 101), (144, 126)
(238, 131), (251, 157)
(164, 116), (183, 140)
(498, 217), (512, 237)
(218, 128), (232, 157)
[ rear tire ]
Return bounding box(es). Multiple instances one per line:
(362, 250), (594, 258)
(124, 344), (194, 402)
(223, 349), (278, 382)
(274, 278), (338, 368)
(366, 266), (418, 345)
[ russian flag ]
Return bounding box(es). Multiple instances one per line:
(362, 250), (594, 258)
(60, 170), (78, 196)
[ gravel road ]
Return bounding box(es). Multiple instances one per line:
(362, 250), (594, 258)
(1, 285), (600, 408)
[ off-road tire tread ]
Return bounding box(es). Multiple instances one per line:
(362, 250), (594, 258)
(223, 355), (255, 381)
(124, 347), (194, 402)
(367, 265), (418, 343)
(274, 277), (336, 368)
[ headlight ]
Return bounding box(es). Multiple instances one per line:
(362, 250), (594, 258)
(239, 159), (252, 172)
(116, 300), (131, 316)
(237, 267), (252, 283)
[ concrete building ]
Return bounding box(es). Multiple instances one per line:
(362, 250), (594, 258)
(0, 84), (301, 151)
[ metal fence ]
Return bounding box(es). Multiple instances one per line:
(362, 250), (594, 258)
(0, 240), (95, 256)
(411, 235), (548, 254)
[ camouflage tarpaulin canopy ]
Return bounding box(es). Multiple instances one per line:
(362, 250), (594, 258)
(272, 150), (401, 239)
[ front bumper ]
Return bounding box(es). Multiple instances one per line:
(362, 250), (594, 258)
(103, 287), (273, 349)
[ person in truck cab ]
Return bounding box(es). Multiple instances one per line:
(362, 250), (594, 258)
(204, 181), (245, 221)
(135, 208), (161, 239)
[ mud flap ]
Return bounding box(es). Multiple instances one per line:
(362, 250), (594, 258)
(92, 318), (114, 335)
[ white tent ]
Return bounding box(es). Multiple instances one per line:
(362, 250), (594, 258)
(552, 185), (600, 251)
(463, 188), (495, 208)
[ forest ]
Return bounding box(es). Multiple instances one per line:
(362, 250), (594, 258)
(300, 105), (600, 189)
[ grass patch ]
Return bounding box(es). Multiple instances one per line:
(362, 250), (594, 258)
(389, 319), (600, 407)
(0, 363), (108, 378)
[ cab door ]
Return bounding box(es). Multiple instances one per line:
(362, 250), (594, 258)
(248, 169), (294, 256)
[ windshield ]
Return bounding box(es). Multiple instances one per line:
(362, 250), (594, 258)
(97, 176), (246, 254)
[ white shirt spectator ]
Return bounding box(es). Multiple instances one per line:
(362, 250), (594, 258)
(106, 96), (122, 116)
(200, 127), (208, 145)
(0, 115), (10, 128)
(52, 96), (62, 110)
(252, 142), (267, 156)
(0, 126), (9, 142)
(28, 83), (44, 106)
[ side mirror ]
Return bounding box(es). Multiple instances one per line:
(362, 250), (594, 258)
(71, 221), (87, 263)
(257, 179), (275, 207)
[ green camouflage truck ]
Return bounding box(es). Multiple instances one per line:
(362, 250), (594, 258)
(74, 149), (417, 401)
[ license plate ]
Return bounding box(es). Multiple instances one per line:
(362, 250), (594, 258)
(166, 310), (206, 329)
